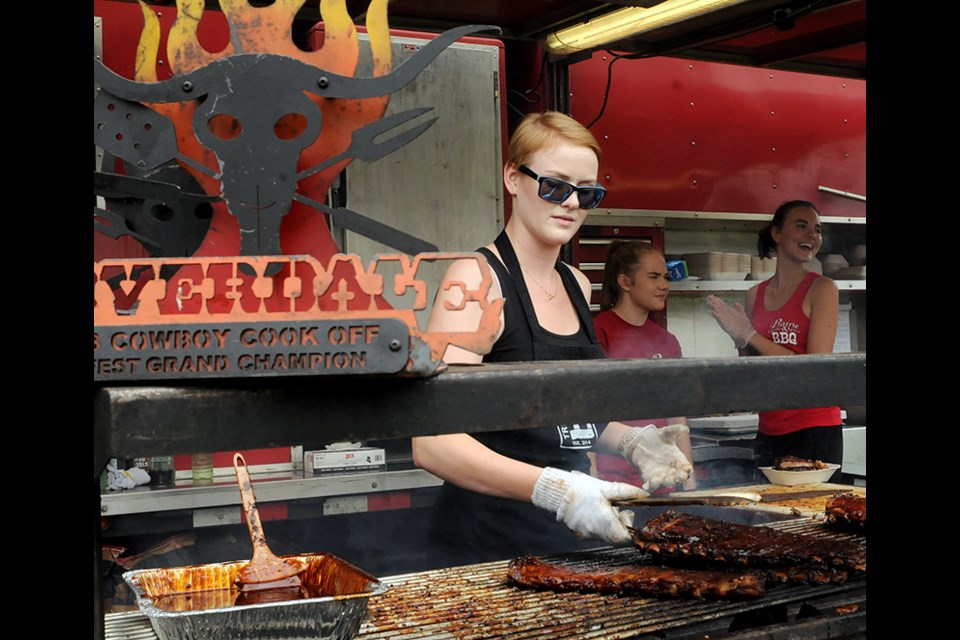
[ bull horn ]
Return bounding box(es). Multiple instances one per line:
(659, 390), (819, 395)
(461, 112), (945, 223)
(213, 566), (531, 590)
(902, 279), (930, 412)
(293, 24), (502, 99)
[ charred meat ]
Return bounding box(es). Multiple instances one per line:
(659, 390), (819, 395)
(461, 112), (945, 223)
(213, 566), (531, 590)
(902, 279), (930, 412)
(631, 510), (865, 580)
(825, 493), (866, 531)
(775, 455), (829, 471)
(507, 555), (767, 599)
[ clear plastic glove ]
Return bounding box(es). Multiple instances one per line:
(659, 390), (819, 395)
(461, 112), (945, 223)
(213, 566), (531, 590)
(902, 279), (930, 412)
(706, 295), (755, 347)
(619, 424), (693, 492)
(531, 467), (648, 545)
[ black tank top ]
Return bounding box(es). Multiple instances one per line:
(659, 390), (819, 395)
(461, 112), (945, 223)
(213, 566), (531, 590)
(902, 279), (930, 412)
(425, 231), (607, 567)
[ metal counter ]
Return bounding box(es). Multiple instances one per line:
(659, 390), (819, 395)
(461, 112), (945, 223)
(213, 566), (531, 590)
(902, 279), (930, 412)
(100, 467), (442, 517)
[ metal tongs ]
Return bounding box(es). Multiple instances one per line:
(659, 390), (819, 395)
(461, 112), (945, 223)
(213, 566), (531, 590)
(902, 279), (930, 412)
(613, 490), (762, 508)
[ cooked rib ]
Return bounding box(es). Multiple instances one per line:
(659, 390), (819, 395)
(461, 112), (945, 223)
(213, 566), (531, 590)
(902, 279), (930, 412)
(507, 555), (767, 599)
(825, 493), (866, 531)
(775, 455), (828, 471)
(631, 510), (866, 578)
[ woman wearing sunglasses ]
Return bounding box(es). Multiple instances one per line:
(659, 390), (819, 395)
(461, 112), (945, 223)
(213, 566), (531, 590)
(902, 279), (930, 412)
(412, 111), (692, 567)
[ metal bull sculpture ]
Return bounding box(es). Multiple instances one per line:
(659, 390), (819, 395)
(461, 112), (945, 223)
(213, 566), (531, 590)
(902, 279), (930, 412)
(92, 1), (505, 379)
(94, 1), (498, 258)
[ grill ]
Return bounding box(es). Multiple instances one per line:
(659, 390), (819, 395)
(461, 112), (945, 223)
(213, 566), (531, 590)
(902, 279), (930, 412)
(106, 517), (865, 640)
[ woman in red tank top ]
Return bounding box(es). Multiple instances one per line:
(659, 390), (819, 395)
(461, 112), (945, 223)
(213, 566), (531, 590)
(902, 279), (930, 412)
(705, 201), (843, 480)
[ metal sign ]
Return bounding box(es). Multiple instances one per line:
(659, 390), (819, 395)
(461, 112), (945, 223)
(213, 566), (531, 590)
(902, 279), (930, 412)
(95, 318), (410, 381)
(94, 253), (504, 380)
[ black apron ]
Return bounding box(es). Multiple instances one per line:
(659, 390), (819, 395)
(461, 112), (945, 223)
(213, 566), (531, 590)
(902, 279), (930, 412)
(425, 231), (607, 567)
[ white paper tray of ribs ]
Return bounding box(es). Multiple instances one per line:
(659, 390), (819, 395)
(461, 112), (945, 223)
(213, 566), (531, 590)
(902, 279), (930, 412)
(508, 507), (866, 601)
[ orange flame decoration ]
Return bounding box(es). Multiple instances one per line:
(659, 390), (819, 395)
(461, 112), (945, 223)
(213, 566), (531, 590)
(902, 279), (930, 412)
(133, 0), (391, 262)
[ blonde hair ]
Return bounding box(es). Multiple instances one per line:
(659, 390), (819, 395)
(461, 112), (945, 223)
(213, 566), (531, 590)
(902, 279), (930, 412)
(506, 111), (601, 169)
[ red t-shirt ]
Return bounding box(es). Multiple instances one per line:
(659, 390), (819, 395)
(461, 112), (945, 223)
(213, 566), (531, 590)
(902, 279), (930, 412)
(592, 311), (684, 490)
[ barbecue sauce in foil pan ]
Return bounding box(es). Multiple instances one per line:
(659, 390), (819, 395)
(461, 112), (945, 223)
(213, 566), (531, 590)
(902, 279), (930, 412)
(123, 553), (385, 640)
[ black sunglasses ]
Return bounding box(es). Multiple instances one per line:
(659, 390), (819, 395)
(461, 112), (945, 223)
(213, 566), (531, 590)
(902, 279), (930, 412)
(518, 165), (607, 210)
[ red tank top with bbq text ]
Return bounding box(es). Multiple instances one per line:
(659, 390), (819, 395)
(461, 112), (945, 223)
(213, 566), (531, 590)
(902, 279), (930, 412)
(752, 271), (842, 435)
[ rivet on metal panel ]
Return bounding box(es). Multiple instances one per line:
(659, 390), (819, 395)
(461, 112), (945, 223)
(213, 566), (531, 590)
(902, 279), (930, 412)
(692, 180), (697, 186)
(770, 111), (775, 116)
(690, 102), (694, 107)
(771, 147), (776, 153)
(389, 339), (402, 351)
(690, 140), (696, 146)
(772, 184), (778, 189)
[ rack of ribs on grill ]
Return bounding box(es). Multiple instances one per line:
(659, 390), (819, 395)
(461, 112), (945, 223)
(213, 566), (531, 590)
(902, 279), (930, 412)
(630, 510), (865, 584)
(825, 493), (866, 531)
(507, 556), (768, 599)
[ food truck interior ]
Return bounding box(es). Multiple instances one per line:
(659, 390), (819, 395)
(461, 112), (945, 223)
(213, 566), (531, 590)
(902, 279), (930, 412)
(94, 1), (867, 638)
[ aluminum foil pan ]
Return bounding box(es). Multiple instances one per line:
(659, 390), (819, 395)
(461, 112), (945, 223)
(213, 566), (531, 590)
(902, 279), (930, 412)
(123, 553), (385, 640)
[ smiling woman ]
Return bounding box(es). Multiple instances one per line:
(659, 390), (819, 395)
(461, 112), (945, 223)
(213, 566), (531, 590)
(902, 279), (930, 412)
(706, 200), (843, 480)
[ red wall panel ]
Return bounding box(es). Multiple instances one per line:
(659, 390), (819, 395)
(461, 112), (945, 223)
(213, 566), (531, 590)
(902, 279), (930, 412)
(568, 54), (866, 219)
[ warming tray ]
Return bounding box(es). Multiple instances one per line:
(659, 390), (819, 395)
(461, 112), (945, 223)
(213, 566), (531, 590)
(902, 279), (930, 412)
(123, 553), (385, 640)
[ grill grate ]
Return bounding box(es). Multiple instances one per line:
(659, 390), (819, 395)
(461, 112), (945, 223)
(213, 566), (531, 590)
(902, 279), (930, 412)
(105, 517), (865, 640)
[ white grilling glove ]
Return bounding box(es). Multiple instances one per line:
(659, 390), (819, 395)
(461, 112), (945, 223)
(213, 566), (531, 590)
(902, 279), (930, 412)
(531, 468), (648, 545)
(619, 424), (693, 493)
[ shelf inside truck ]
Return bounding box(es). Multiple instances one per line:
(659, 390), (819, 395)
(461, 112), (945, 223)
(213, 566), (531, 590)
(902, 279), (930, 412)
(100, 466), (443, 517)
(670, 278), (866, 292)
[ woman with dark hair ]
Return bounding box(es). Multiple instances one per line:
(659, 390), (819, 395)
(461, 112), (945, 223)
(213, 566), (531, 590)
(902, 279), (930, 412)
(707, 200), (842, 479)
(592, 240), (696, 491)
(412, 112), (692, 566)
